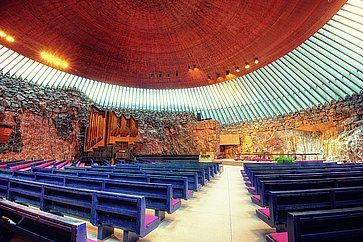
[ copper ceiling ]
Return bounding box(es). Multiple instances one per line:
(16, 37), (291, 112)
(0, 0), (346, 88)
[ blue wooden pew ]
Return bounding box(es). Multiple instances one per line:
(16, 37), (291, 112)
(256, 186), (363, 231)
(243, 162), (339, 179)
(266, 207), (363, 242)
(52, 168), (201, 191)
(1, 170), (181, 219)
(255, 176), (363, 206)
(252, 171), (363, 195)
(0, 177), (160, 241)
(249, 166), (363, 187)
(243, 162), (353, 179)
(0, 199), (87, 242)
(68, 165), (209, 186)
(31, 168), (193, 199)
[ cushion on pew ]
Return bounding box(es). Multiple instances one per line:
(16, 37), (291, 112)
(145, 214), (158, 227)
(187, 190), (193, 196)
(247, 186), (255, 191)
(268, 232), (288, 242)
(258, 208), (270, 219)
(252, 195), (261, 202)
(172, 198), (180, 206)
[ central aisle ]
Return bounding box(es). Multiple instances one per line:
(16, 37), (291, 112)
(87, 165), (273, 242)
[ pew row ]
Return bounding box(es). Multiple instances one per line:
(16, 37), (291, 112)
(0, 170), (181, 218)
(31, 168), (193, 200)
(256, 186), (363, 231)
(35, 167), (200, 192)
(266, 207), (363, 242)
(0, 199), (87, 242)
(0, 177), (160, 241)
(67, 166), (208, 187)
(252, 170), (363, 195)
(255, 176), (363, 207)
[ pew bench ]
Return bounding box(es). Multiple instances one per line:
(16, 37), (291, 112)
(0, 177), (160, 242)
(5, 171), (181, 219)
(256, 177), (363, 207)
(53, 168), (201, 192)
(254, 171), (363, 194)
(258, 186), (363, 231)
(32, 168), (192, 200)
(266, 207), (363, 242)
(0, 199), (87, 242)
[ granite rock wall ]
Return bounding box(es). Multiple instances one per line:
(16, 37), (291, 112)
(221, 93), (363, 161)
(0, 72), (90, 161)
(0, 73), (213, 160)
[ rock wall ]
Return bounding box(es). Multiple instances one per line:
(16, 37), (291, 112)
(189, 120), (221, 154)
(221, 93), (363, 161)
(3, 71), (362, 161)
(0, 73), (214, 160)
(0, 72), (89, 161)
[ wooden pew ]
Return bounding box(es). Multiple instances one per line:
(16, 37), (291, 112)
(68, 165), (209, 186)
(0, 199), (87, 242)
(32, 168), (192, 200)
(243, 162), (339, 178)
(0, 177), (160, 241)
(252, 171), (363, 195)
(7, 170), (181, 219)
(55, 168), (201, 191)
(248, 166), (363, 187)
(256, 186), (363, 231)
(255, 177), (363, 206)
(266, 207), (363, 242)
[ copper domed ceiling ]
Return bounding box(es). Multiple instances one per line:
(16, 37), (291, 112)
(0, 0), (346, 88)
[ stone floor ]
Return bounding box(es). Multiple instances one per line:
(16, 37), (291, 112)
(86, 165), (274, 242)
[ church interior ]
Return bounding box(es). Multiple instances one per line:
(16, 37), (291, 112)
(0, 0), (363, 241)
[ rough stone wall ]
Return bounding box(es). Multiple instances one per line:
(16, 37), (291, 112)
(0, 72), (90, 161)
(221, 93), (363, 161)
(115, 108), (199, 155)
(189, 120), (221, 154)
(0, 73), (210, 160)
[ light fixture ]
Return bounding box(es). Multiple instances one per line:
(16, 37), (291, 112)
(5, 36), (14, 42)
(0, 30), (6, 38)
(244, 63), (250, 69)
(235, 66), (240, 72)
(0, 30), (15, 43)
(40, 51), (69, 69)
(226, 70), (230, 75)
(216, 73), (220, 78)
(254, 58), (259, 64)
(193, 64), (196, 69)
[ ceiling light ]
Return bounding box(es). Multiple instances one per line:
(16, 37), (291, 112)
(254, 58), (259, 64)
(226, 70), (230, 75)
(5, 36), (15, 42)
(235, 66), (240, 72)
(40, 51), (69, 69)
(0, 30), (7, 38)
(245, 63), (250, 69)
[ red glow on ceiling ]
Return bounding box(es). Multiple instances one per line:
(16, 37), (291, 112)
(0, 0), (346, 89)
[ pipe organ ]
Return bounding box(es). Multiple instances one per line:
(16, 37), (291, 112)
(84, 106), (140, 153)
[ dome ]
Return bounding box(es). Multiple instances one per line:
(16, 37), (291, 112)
(0, 0), (346, 88)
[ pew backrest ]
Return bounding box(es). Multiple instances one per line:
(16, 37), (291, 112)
(0, 199), (87, 242)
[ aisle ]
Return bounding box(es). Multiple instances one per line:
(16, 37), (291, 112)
(86, 165), (273, 242)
